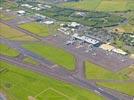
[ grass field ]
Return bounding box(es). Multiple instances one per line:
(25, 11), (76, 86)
(0, 61), (104, 100)
(0, 43), (19, 57)
(62, 0), (134, 11)
(23, 57), (39, 65)
(97, 82), (134, 96)
(62, 0), (101, 11)
(96, 0), (127, 11)
(0, 23), (36, 41)
(0, 13), (16, 21)
(20, 22), (59, 37)
(23, 43), (75, 70)
(85, 61), (133, 80)
(119, 24), (134, 33)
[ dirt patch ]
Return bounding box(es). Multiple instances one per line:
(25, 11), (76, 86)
(28, 96), (36, 100)
(130, 54), (134, 59)
(112, 27), (125, 34)
(128, 65), (134, 80)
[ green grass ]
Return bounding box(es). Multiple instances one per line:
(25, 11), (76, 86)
(0, 13), (16, 21)
(97, 82), (134, 96)
(0, 61), (104, 100)
(0, 43), (19, 57)
(62, 0), (102, 11)
(96, 0), (127, 11)
(62, 0), (134, 11)
(119, 24), (134, 33)
(126, 1), (134, 10)
(19, 22), (59, 37)
(22, 43), (75, 70)
(0, 0), (18, 10)
(85, 61), (130, 80)
(0, 23), (36, 41)
(23, 57), (39, 65)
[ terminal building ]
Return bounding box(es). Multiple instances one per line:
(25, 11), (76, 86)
(72, 34), (101, 47)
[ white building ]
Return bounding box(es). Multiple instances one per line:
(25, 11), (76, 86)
(68, 22), (80, 28)
(17, 10), (26, 15)
(21, 4), (32, 8)
(99, 44), (127, 55)
(43, 21), (54, 24)
(58, 27), (70, 35)
(72, 34), (100, 45)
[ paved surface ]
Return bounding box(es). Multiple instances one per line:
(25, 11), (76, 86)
(0, 19), (134, 100)
(0, 93), (6, 100)
(43, 34), (134, 72)
(0, 55), (123, 100)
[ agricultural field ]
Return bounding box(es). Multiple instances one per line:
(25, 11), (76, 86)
(0, 23), (36, 41)
(61, 0), (102, 11)
(85, 61), (133, 80)
(22, 43), (76, 70)
(19, 22), (59, 37)
(0, 61), (104, 100)
(0, 43), (20, 57)
(61, 0), (134, 11)
(118, 24), (134, 33)
(97, 82), (134, 96)
(96, 0), (127, 11)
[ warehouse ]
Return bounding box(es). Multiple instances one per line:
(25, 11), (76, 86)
(99, 44), (127, 55)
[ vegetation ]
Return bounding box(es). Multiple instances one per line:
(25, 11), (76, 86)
(20, 22), (59, 37)
(85, 61), (133, 80)
(0, 61), (104, 100)
(62, 0), (134, 11)
(40, 6), (125, 28)
(61, 0), (102, 11)
(119, 24), (134, 33)
(0, 43), (19, 57)
(23, 57), (39, 65)
(0, 0), (18, 10)
(0, 23), (36, 41)
(23, 43), (76, 70)
(97, 82), (134, 96)
(0, 13), (16, 21)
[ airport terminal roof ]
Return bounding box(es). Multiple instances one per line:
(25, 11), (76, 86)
(72, 34), (100, 45)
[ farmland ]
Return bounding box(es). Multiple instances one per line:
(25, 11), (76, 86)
(0, 61), (104, 100)
(0, 43), (19, 57)
(61, 0), (102, 11)
(22, 43), (76, 70)
(20, 22), (59, 37)
(0, 23), (36, 41)
(62, 0), (134, 11)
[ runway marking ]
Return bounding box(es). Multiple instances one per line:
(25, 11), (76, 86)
(51, 64), (58, 68)
(34, 87), (71, 99)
